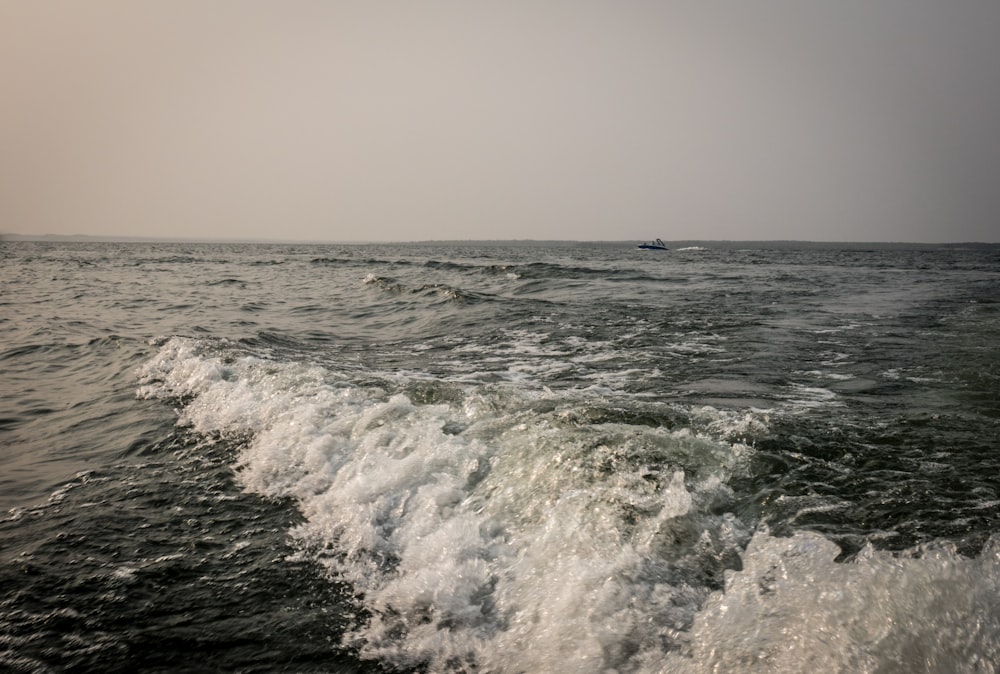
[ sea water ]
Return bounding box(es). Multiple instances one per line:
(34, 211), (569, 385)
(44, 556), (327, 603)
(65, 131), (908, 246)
(2, 240), (999, 672)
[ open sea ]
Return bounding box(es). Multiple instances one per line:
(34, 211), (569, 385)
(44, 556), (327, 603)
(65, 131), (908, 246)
(2, 239), (999, 673)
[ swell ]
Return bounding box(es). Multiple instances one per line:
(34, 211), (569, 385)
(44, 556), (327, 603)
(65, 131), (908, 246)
(425, 258), (666, 282)
(362, 273), (500, 304)
(314, 254), (666, 283)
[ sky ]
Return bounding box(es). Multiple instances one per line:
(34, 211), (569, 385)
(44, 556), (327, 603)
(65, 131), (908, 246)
(2, 1), (999, 243)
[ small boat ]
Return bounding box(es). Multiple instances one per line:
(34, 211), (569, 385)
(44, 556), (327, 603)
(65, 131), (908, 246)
(637, 238), (669, 250)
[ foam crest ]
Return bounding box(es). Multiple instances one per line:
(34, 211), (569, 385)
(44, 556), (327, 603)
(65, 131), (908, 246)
(140, 337), (1000, 672)
(137, 337), (757, 672)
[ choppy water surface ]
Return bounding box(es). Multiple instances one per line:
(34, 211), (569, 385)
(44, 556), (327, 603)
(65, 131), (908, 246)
(2, 240), (999, 672)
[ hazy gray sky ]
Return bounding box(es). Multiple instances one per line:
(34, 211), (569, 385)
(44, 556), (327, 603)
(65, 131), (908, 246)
(3, 1), (999, 242)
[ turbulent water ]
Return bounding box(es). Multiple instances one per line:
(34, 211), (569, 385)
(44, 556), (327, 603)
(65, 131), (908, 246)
(2, 240), (999, 673)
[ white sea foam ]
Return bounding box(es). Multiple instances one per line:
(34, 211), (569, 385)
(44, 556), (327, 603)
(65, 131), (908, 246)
(136, 337), (1000, 672)
(657, 530), (1000, 673)
(781, 384), (842, 410)
(136, 338), (753, 669)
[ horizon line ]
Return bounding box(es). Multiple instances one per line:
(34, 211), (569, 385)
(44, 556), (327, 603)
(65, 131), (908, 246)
(2, 233), (997, 247)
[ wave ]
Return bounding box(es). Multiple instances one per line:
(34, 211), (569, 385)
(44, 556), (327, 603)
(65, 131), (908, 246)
(363, 274), (498, 304)
(660, 529), (1000, 673)
(135, 337), (751, 670)
(513, 261), (661, 282)
(205, 278), (249, 287)
(328, 256), (664, 284)
(134, 336), (1000, 672)
(311, 256), (362, 266)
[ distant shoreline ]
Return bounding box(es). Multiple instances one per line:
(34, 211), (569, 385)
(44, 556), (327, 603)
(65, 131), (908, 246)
(2, 233), (997, 250)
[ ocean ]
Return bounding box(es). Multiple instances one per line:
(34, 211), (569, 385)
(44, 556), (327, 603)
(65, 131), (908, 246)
(2, 240), (999, 673)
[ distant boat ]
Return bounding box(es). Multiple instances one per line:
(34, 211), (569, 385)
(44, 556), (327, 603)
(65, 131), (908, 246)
(637, 238), (669, 250)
